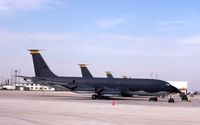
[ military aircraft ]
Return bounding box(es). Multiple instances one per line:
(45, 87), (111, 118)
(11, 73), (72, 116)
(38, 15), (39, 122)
(79, 66), (176, 101)
(22, 50), (180, 102)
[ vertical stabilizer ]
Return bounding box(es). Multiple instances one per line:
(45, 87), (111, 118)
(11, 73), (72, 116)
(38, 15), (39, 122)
(79, 64), (93, 78)
(105, 71), (114, 78)
(29, 50), (58, 78)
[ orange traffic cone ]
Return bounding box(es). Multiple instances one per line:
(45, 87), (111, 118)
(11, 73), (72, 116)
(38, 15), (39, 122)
(112, 100), (115, 106)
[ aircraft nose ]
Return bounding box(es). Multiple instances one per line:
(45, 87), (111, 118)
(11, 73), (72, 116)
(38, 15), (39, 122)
(169, 85), (181, 93)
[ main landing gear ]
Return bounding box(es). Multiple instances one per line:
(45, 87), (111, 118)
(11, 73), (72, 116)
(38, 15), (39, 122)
(92, 94), (108, 99)
(92, 94), (98, 99)
(92, 88), (105, 99)
(149, 97), (158, 102)
(91, 94), (103, 99)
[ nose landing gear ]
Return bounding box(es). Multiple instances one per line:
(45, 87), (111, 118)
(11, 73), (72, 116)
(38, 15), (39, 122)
(168, 95), (175, 103)
(168, 98), (175, 103)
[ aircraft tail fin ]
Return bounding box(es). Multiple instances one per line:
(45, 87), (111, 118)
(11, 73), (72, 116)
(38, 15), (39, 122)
(79, 64), (93, 78)
(105, 71), (114, 78)
(28, 49), (58, 78)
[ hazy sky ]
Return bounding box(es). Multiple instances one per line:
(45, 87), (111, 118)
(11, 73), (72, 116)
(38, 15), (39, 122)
(0, 0), (200, 90)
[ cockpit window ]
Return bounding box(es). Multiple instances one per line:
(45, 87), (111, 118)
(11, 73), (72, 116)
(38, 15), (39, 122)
(165, 83), (170, 86)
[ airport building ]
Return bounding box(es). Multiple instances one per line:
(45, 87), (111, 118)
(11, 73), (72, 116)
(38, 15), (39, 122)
(1, 85), (15, 90)
(15, 83), (55, 91)
(1, 83), (55, 91)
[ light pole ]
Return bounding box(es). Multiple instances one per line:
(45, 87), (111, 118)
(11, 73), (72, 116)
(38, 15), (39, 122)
(14, 70), (18, 85)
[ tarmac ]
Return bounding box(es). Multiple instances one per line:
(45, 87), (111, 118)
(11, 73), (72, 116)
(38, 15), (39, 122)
(0, 91), (200, 125)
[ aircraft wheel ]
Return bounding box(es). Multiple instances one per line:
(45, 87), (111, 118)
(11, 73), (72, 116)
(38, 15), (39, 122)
(98, 95), (104, 99)
(92, 94), (98, 99)
(168, 98), (175, 103)
(149, 97), (158, 102)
